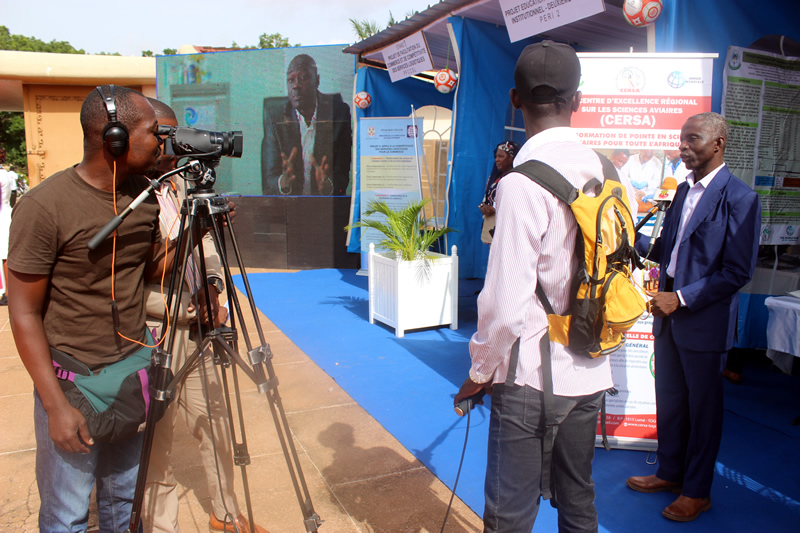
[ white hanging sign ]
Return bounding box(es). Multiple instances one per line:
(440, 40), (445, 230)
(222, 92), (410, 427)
(499, 0), (606, 43)
(381, 32), (434, 83)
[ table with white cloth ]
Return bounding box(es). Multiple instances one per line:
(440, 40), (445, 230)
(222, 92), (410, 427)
(765, 296), (800, 374)
(737, 267), (800, 349)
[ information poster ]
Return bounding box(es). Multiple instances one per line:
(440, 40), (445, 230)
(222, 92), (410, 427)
(573, 54), (715, 450)
(722, 46), (800, 245)
(596, 315), (657, 450)
(359, 117), (424, 252)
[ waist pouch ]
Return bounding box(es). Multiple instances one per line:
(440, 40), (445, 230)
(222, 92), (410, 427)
(51, 331), (168, 443)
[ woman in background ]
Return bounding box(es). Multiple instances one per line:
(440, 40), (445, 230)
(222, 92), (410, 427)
(479, 140), (520, 244)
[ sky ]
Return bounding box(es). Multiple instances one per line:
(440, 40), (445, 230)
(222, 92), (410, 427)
(0, 0), (437, 56)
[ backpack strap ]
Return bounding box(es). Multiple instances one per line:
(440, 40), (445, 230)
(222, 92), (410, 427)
(594, 150), (621, 184)
(514, 160), (579, 205)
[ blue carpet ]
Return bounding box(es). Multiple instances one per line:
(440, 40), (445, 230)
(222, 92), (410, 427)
(236, 269), (800, 532)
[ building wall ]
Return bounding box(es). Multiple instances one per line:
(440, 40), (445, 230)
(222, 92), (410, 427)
(22, 83), (154, 186)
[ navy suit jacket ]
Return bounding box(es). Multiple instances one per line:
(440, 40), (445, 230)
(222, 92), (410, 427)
(261, 91), (352, 196)
(636, 166), (761, 352)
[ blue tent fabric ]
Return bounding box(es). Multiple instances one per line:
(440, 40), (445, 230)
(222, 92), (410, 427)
(447, 17), (536, 279)
(655, 0), (800, 112)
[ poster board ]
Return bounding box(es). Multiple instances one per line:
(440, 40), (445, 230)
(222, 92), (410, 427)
(722, 46), (800, 245)
(358, 117), (425, 253)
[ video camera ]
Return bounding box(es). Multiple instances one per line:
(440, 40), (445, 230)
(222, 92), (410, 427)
(158, 125), (243, 159)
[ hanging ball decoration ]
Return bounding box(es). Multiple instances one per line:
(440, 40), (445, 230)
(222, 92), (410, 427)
(622, 0), (663, 27)
(354, 91), (372, 110)
(434, 68), (458, 94)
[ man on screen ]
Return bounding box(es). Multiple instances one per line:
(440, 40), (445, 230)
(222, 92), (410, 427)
(261, 54), (352, 196)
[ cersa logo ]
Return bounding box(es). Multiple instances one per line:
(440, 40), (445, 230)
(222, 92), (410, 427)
(616, 67), (645, 93)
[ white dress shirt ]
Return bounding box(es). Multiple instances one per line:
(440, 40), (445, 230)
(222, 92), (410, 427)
(666, 163), (726, 305)
(296, 107), (317, 195)
(469, 127), (629, 396)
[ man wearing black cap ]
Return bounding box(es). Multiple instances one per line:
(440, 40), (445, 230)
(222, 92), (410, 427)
(455, 41), (634, 532)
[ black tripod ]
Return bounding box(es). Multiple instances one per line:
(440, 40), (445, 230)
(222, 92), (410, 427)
(121, 159), (321, 532)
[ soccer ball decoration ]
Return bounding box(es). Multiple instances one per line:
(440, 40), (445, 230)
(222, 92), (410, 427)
(622, 0), (663, 27)
(434, 68), (458, 94)
(354, 91), (372, 110)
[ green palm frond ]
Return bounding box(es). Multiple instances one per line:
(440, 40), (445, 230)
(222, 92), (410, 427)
(345, 199), (455, 261)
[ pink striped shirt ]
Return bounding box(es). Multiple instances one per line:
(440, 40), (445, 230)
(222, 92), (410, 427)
(469, 127), (633, 396)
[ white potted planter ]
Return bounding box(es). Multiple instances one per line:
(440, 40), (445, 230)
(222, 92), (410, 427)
(368, 243), (458, 337)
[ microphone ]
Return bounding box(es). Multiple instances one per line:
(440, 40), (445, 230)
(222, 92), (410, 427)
(454, 390), (486, 417)
(647, 177), (678, 256)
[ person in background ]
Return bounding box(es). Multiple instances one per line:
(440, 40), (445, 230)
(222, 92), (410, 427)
(479, 140), (521, 244)
(623, 149), (663, 213)
(627, 112), (761, 522)
(0, 146), (18, 306)
(142, 98), (268, 533)
(609, 148), (630, 171)
(664, 149), (690, 183)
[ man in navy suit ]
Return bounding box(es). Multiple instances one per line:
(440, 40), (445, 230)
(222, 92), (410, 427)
(626, 112), (761, 522)
(261, 54), (352, 196)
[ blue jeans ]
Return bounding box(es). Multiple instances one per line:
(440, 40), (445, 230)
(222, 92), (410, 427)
(34, 390), (144, 532)
(484, 384), (603, 533)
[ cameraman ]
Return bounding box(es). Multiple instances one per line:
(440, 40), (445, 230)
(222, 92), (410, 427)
(142, 98), (267, 533)
(7, 86), (167, 532)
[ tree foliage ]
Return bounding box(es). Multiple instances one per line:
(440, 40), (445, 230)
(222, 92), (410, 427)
(350, 19), (381, 41)
(0, 111), (28, 178)
(227, 33), (299, 50)
(0, 25), (84, 54)
(258, 32), (299, 49)
(350, 11), (413, 41)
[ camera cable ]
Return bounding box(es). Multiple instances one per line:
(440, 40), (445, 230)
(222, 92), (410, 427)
(441, 391), (485, 532)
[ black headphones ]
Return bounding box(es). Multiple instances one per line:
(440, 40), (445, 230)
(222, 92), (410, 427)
(96, 85), (129, 157)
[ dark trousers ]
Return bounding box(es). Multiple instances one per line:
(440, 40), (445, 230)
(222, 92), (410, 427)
(654, 316), (726, 498)
(483, 383), (603, 533)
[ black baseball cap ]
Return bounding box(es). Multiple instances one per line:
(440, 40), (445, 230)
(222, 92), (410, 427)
(514, 40), (581, 104)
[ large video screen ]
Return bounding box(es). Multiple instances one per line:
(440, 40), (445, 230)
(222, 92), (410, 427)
(156, 46), (355, 196)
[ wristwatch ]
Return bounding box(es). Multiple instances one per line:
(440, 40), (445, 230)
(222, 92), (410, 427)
(207, 276), (224, 295)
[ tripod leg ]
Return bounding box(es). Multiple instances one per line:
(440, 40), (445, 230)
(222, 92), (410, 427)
(127, 347), (173, 533)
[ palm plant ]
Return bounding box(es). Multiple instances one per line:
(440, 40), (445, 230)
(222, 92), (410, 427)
(346, 198), (454, 261)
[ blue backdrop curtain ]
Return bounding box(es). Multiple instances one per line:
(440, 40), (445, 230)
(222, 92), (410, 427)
(447, 17), (535, 278)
